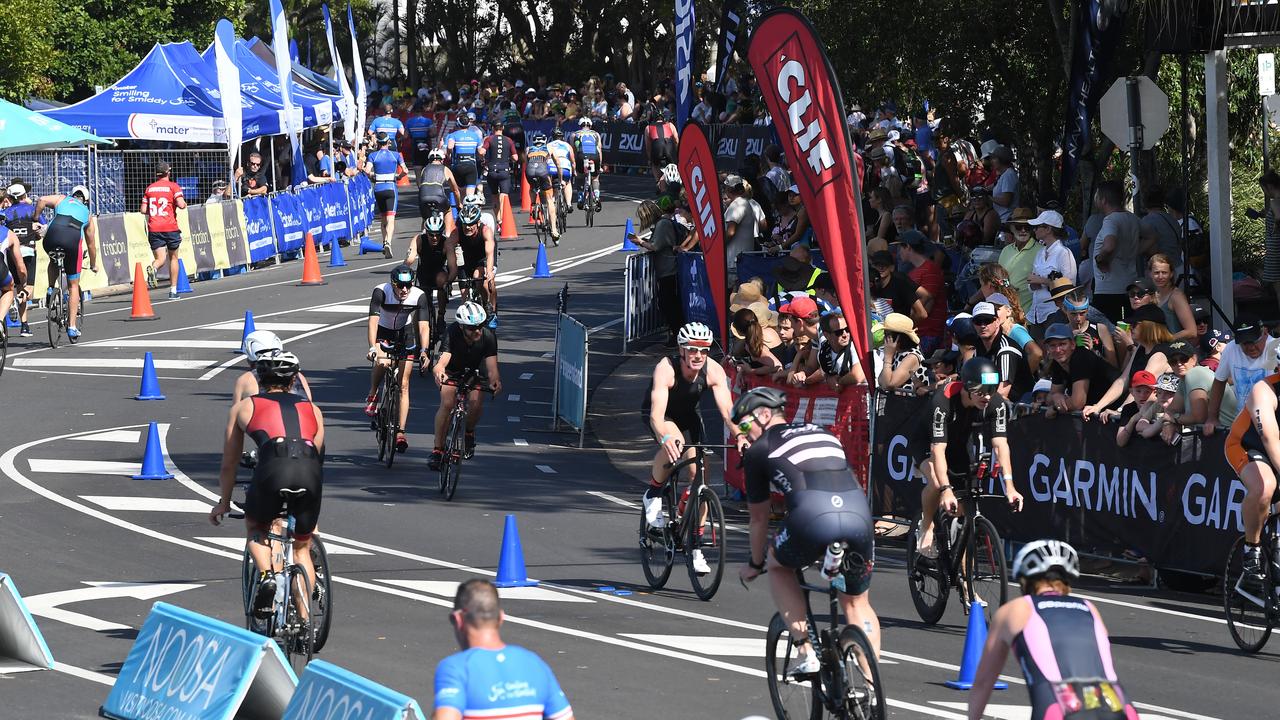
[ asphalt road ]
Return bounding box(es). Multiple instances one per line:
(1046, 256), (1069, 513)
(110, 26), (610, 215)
(0, 177), (1273, 719)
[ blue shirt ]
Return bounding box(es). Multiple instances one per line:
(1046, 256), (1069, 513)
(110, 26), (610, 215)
(547, 140), (574, 172)
(368, 149), (404, 192)
(447, 126), (486, 161)
(369, 116), (406, 142)
(433, 645), (572, 720)
(406, 115), (434, 142)
(575, 130), (601, 157)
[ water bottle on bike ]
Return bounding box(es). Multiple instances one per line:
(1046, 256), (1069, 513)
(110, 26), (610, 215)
(822, 543), (846, 592)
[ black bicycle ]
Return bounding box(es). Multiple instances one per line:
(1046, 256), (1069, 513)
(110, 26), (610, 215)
(371, 342), (412, 467)
(438, 369), (493, 501)
(1223, 495), (1280, 652)
(45, 250), (82, 348)
(581, 159), (599, 228)
(638, 443), (729, 600)
(766, 562), (885, 720)
(456, 273), (494, 322)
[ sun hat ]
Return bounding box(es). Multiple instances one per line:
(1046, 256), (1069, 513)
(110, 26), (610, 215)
(882, 312), (919, 345)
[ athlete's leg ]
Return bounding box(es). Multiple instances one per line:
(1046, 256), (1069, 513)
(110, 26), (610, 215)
(166, 246), (180, 291)
(767, 547), (813, 659)
(840, 591), (881, 659)
(434, 384), (458, 451)
(245, 517), (274, 575)
(67, 277), (81, 330)
(917, 457), (941, 552)
(291, 534), (315, 619)
(396, 357), (413, 431)
(465, 387), (484, 432)
(1241, 461), (1278, 545)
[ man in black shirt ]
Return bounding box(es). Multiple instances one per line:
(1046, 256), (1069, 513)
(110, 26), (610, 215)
(869, 249), (927, 324)
(429, 301), (501, 469)
(1043, 323), (1116, 411)
(971, 301), (1033, 400)
(238, 153), (271, 197)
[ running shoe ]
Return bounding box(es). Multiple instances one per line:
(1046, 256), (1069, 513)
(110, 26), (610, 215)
(364, 393), (378, 417)
(253, 573), (277, 618)
(428, 449), (444, 471)
(395, 432), (408, 452)
(145, 264), (158, 289)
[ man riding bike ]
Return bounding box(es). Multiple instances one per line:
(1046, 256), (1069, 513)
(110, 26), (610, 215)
(406, 212), (453, 335)
(210, 351), (325, 618)
(33, 185), (98, 343)
(573, 117), (603, 212)
(445, 199), (498, 324)
(365, 133), (409, 258)
(735, 387), (881, 675)
(1224, 364), (1280, 593)
(418, 147), (462, 220)
(968, 540), (1140, 720)
(547, 128), (576, 216)
(364, 265), (431, 453)
(429, 301), (502, 470)
(913, 357), (1024, 559)
(641, 322), (737, 574)
(446, 112), (486, 199)
(524, 133), (562, 243)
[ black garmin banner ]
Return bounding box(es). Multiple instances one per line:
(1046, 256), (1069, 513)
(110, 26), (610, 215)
(872, 395), (1239, 576)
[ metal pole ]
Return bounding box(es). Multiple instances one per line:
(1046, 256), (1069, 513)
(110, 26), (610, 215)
(1180, 55), (1190, 289)
(622, 256), (632, 354)
(1125, 77), (1145, 214)
(1205, 50), (1234, 328)
(580, 326), (588, 449)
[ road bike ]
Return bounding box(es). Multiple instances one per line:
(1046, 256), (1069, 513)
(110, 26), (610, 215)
(554, 179), (568, 241)
(237, 488), (333, 672)
(766, 563), (886, 720)
(1223, 494), (1280, 652)
(530, 191), (548, 247)
(581, 159), (599, 228)
(456, 273), (494, 324)
(371, 342), (413, 468)
(437, 369), (493, 501)
(638, 442), (729, 600)
(0, 316), (7, 377)
(45, 250), (82, 348)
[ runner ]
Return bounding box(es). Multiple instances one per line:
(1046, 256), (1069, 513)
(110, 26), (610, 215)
(365, 134), (409, 258)
(141, 162), (187, 300)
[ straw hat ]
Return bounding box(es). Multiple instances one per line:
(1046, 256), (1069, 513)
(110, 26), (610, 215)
(731, 302), (778, 339)
(729, 279), (766, 311)
(1048, 277), (1077, 301)
(881, 312), (919, 345)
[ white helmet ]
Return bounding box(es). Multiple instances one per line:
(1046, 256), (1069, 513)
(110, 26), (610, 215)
(578, 117), (592, 128)
(70, 185), (90, 201)
(254, 350), (301, 383)
(424, 212), (446, 234)
(429, 147), (446, 161)
(462, 194), (485, 208)
(676, 322), (713, 349)
(243, 329), (283, 358)
(662, 164), (681, 184)
(1012, 539), (1080, 581)
(455, 300), (487, 326)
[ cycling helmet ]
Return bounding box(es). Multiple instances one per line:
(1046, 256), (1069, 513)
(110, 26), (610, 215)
(959, 357), (1000, 392)
(390, 264), (415, 287)
(661, 164), (681, 184)
(457, 113), (470, 127)
(579, 117), (593, 128)
(459, 204), (482, 226)
(462, 194), (485, 208)
(530, 132), (547, 145)
(1012, 539), (1080, 581)
(676, 322), (714, 349)
(552, 128), (564, 139)
(455, 300), (487, 326)
(243, 329), (283, 358)
(70, 185), (90, 201)
(254, 350), (300, 384)
(424, 212), (446, 234)
(731, 386), (788, 423)
(429, 147), (446, 161)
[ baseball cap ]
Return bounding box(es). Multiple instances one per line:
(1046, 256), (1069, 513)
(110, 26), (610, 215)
(1131, 370), (1157, 388)
(986, 292), (1011, 307)
(1027, 210), (1064, 229)
(971, 302), (997, 320)
(1043, 323), (1073, 341)
(1164, 340), (1195, 359)
(1155, 372), (1181, 392)
(869, 250), (895, 269)
(1127, 277), (1156, 295)
(724, 174), (745, 189)
(1208, 329), (1232, 350)
(155, 160), (171, 175)
(1032, 378), (1053, 394)
(896, 229), (930, 250)
(780, 295), (819, 319)
(1127, 304), (1166, 326)
(1190, 299), (1210, 321)
(923, 348), (961, 366)
(1234, 317), (1263, 344)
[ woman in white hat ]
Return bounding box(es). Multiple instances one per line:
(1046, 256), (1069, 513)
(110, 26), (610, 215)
(878, 312), (928, 392)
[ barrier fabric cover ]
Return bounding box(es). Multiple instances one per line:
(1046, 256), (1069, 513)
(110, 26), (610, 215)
(748, 9), (871, 364)
(677, 253), (719, 335)
(873, 395), (1239, 575)
(677, 123), (727, 343)
(283, 659), (426, 720)
(556, 313), (588, 429)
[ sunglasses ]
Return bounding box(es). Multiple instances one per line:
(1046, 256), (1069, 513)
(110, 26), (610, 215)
(826, 326), (851, 335)
(736, 416), (755, 433)
(966, 386), (995, 398)
(972, 316), (997, 326)
(684, 347), (711, 356)
(1127, 290), (1151, 298)
(463, 324), (484, 333)
(1168, 355), (1193, 365)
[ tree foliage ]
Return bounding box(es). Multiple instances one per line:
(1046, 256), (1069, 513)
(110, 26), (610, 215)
(0, 2), (58, 101)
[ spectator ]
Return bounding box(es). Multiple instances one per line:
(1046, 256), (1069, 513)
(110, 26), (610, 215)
(869, 250), (928, 324)
(1042, 277), (1109, 329)
(723, 174), (757, 280)
(815, 311), (867, 389)
(630, 199), (684, 345)
(962, 186), (999, 245)
(1084, 304), (1173, 419)
(987, 292), (1043, 375)
(1124, 277), (1157, 316)
(998, 207), (1038, 311)
(1055, 290), (1119, 367)
(989, 145), (1019, 222)
(773, 255), (825, 298)
(730, 304), (782, 376)
(1043, 323), (1118, 412)
(761, 145), (791, 205)
(773, 313), (801, 375)
(1164, 339), (1237, 432)
(307, 145), (335, 184)
(1115, 370), (1159, 447)
(237, 153), (271, 197)
(742, 179), (770, 239)
(205, 180), (231, 205)
(1148, 253), (1196, 341)
(691, 87), (714, 124)
(1166, 186), (1204, 282)
(1146, 373), (1185, 445)
(774, 186), (813, 252)
(1138, 185), (1183, 274)
(896, 230), (947, 353)
(1089, 180), (1141, 318)
(866, 186), (895, 249)
(1205, 316), (1279, 435)
(1029, 378), (1053, 412)
(1026, 210), (1078, 325)
(920, 348), (960, 396)
(878, 312), (928, 392)
(1202, 328), (1231, 372)
(971, 301), (1034, 400)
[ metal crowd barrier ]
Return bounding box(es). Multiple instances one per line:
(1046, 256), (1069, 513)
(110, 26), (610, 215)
(622, 252), (663, 353)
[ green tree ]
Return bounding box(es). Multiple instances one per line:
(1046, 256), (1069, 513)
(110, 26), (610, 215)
(0, 2), (58, 101)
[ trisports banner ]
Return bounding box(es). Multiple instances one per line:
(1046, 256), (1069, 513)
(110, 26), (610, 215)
(675, 0), (696, 129)
(748, 8), (871, 363)
(677, 122), (728, 344)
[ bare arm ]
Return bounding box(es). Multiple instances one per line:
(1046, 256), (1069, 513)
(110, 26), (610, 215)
(706, 361), (737, 428)
(968, 607), (1015, 720)
(215, 403), (247, 506)
(1169, 291), (1197, 341)
(310, 404), (325, 451)
(445, 169), (462, 201)
(878, 353), (920, 389)
(1065, 379), (1090, 411)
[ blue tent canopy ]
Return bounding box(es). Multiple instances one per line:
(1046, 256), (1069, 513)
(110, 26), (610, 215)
(245, 38), (340, 96)
(199, 39), (343, 130)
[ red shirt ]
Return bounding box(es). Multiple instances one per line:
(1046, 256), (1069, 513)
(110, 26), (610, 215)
(143, 179), (184, 233)
(908, 259), (947, 338)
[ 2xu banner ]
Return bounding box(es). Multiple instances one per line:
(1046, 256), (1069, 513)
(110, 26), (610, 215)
(677, 124), (727, 343)
(873, 396), (1240, 576)
(101, 602), (296, 720)
(282, 659), (426, 720)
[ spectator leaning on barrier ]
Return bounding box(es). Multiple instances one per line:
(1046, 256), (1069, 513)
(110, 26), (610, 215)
(1115, 370), (1160, 448)
(1164, 338), (1237, 432)
(1205, 317), (1279, 435)
(971, 301), (1033, 400)
(896, 229), (947, 354)
(631, 199), (684, 346)
(1043, 322), (1118, 413)
(730, 303), (782, 376)
(879, 312), (928, 393)
(1090, 180), (1141, 319)
(1084, 303), (1172, 420)
(238, 153), (271, 197)
(1026, 210), (1078, 325)
(997, 207), (1038, 311)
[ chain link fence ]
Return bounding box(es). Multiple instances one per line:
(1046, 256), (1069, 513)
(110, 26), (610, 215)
(96, 149), (230, 215)
(0, 148), (92, 206)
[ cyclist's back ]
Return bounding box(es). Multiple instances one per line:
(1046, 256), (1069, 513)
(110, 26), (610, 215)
(434, 644), (571, 720)
(243, 390), (322, 532)
(418, 162), (450, 210)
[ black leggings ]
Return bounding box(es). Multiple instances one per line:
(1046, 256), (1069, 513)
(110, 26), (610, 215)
(657, 274), (683, 337)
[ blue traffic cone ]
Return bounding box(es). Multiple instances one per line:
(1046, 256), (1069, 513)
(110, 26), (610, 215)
(328, 237), (347, 267)
(4, 310), (18, 329)
(175, 260), (194, 294)
(494, 514), (538, 587)
(239, 310), (256, 354)
(135, 352), (166, 401)
(620, 217), (639, 252)
(132, 422), (174, 480)
(532, 242), (553, 279)
(945, 600), (1007, 690)
(359, 236), (384, 255)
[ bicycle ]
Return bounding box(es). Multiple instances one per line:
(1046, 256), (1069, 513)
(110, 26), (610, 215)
(236, 488), (333, 672)
(1222, 493), (1280, 652)
(45, 250), (82, 348)
(530, 191), (547, 247)
(766, 563), (886, 720)
(456, 273), (494, 321)
(371, 342), (412, 468)
(437, 369), (494, 501)
(581, 159), (599, 228)
(0, 317), (7, 377)
(637, 442), (729, 600)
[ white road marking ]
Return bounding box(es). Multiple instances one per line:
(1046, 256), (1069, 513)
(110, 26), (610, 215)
(541, 352), (555, 358)
(206, 321), (325, 332)
(29, 459), (139, 475)
(1131, 702), (1222, 720)
(194, 536), (373, 556)
(70, 430), (141, 444)
(930, 703), (1025, 719)
(508, 394), (522, 401)
(507, 416), (520, 422)
(620, 634), (765, 657)
(536, 464), (557, 474)
(519, 372), (534, 380)
(198, 315), (370, 382)
(586, 490), (639, 508)
(78, 339), (245, 349)
(1073, 591), (1227, 626)
(12, 358), (213, 369)
(377, 579), (595, 603)
(53, 662), (116, 686)
(588, 317), (624, 333)
(25, 581), (202, 632)
(513, 439), (529, 447)
(303, 304), (370, 313)
(80, 496), (212, 513)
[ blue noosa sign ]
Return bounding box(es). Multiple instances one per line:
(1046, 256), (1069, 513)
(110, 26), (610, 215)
(283, 659), (426, 720)
(102, 602), (296, 720)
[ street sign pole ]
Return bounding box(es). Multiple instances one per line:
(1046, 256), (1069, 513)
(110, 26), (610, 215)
(1126, 77), (1145, 213)
(1260, 54), (1275, 169)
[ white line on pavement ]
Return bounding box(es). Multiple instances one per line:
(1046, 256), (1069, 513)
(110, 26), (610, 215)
(70, 430), (141, 444)
(586, 490), (639, 508)
(53, 662), (116, 686)
(513, 439), (529, 446)
(519, 372), (534, 380)
(80, 496), (212, 513)
(508, 394), (522, 401)
(12, 358), (213, 369)
(588, 317), (624, 333)
(79, 339), (246, 349)
(303, 304), (369, 313)
(536, 465), (557, 474)
(28, 459), (138, 475)
(206, 321), (325, 332)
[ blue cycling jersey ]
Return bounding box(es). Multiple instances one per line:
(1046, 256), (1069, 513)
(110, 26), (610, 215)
(548, 140), (574, 172)
(55, 196), (91, 227)
(447, 127), (486, 162)
(368, 149), (404, 192)
(406, 115), (434, 141)
(575, 130), (601, 157)
(433, 645), (572, 720)
(369, 116), (405, 141)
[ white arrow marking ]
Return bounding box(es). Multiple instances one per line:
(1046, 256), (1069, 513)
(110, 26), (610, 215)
(376, 579), (593, 603)
(25, 581), (202, 631)
(71, 430), (142, 444)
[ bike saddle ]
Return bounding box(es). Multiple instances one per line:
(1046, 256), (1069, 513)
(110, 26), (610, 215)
(279, 488), (308, 500)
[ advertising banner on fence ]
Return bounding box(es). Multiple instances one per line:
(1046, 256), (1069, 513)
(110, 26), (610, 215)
(96, 213), (132, 287)
(623, 253), (661, 350)
(273, 193), (307, 255)
(871, 396), (1238, 575)
(678, 123), (727, 342)
(283, 659), (426, 720)
(320, 181), (351, 241)
(244, 196), (276, 262)
(677, 253), (718, 335)
(220, 201), (250, 268)
(186, 204), (217, 273)
(298, 185), (326, 246)
(598, 122), (647, 167)
(556, 313), (588, 430)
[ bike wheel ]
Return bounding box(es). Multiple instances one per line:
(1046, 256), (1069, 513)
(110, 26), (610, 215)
(0, 329), (7, 377)
(1223, 535), (1274, 652)
(965, 516), (1009, 622)
(687, 486), (726, 600)
(638, 492), (675, 589)
(46, 289), (62, 349)
(383, 380), (400, 468)
(310, 537), (333, 652)
(284, 565), (315, 673)
(442, 413), (465, 501)
(376, 396), (389, 462)
(838, 626), (886, 720)
(765, 613), (820, 720)
(906, 514), (950, 625)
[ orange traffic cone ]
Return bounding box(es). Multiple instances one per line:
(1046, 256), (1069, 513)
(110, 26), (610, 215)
(127, 263), (159, 321)
(499, 194), (518, 240)
(520, 177), (531, 213)
(299, 233), (326, 286)
(444, 209), (456, 236)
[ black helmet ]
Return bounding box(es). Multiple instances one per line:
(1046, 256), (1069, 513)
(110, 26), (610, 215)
(552, 127), (564, 139)
(731, 387), (787, 423)
(959, 357), (1001, 392)
(390, 264), (415, 287)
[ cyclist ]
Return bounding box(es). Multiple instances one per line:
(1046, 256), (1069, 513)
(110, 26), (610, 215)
(4, 183), (37, 336)
(429, 301), (501, 470)
(524, 133), (562, 243)
(445, 112), (486, 199)
(405, 102), (435, 168)
(365, 133), (409, 259)
(913, 357), (1024, 559)
(210, 351), (325, 618)
(1223, 367), (1280, 593)
(432, 579), (574, 720)
(479, 119), (517, 204)
(406, 212), (452, 334)
(364, 265), (431, 453)
(644, 110), (679, 183)
(548, 128), (576, 216)
(418, 147), (462, 219)
(734, 387), (880, 674)
(0, 219), (27, 334)
(233, 330), (312, 404)
(446, 199), (498, 321)
(368, 103), (406, 146)
(140, 161), (187, 299)
(642, 322), (737, 573)
(968, 540), (1140, 720)
(33, 186), (98, 343)
(573, 117), (603, 212)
